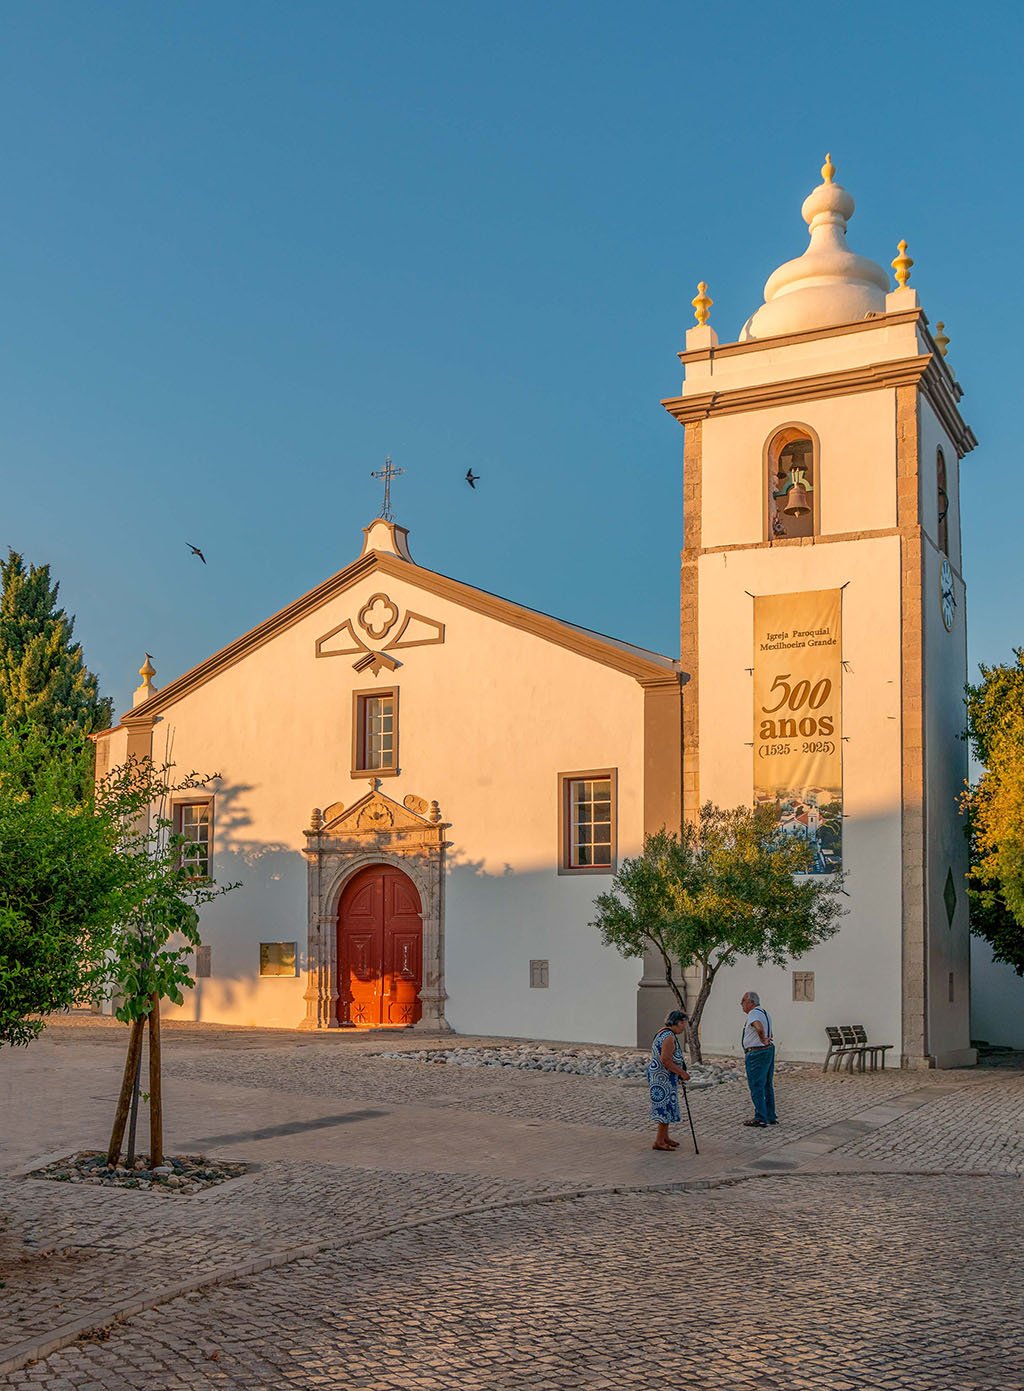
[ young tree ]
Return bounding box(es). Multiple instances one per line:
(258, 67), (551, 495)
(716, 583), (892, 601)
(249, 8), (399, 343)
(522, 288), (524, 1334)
(592, 803), (846, 1062)
(0, 550), (113, 740)
(964, 650), (1024, 974)
(98, 756), (237, 1166)
(0, 731), (236, 1163)
(0, 728), (121, 1046)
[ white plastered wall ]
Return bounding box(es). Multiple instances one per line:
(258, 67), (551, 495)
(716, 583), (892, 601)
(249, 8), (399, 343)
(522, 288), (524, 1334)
(693, 536), (904, 1060)
(699, 391), (897, 552)
(143, 568), (649, 1044)
(971, 944), (1024, 1048)
(918, 400), (973, 1064)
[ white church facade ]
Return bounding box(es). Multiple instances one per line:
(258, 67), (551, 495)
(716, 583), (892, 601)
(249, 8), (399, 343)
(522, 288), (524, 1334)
(94, 516), (683, 1047)
(95, 156), (1014, 1064)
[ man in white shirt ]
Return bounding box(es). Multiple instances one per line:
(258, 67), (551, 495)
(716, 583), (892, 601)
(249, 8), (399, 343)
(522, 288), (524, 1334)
(741, 991), (777, 1128)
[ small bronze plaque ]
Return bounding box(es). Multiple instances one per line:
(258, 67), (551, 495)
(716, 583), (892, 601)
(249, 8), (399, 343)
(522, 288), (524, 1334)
(260, 941), (297, 977)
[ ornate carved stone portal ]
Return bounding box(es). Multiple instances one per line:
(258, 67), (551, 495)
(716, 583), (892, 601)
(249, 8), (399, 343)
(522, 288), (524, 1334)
(300, 789), (450, 1032)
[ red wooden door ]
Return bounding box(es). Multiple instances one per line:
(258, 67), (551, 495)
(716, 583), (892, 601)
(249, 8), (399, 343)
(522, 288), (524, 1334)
(338, 866), (423, 1026)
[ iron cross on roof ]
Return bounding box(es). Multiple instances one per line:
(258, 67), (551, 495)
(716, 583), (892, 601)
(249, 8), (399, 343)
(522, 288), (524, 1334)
(371, 456), (405, 522)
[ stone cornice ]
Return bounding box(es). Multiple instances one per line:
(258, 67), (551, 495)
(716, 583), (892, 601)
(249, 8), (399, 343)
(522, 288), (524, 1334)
(685, 523), (966, 585)
(662, 353), (977, 458)
(675, 307), (925, 364)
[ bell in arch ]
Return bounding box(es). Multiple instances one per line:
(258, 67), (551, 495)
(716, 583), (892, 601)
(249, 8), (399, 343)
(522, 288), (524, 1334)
(783, 483), (812, 517)
(779, 466), (813, 518)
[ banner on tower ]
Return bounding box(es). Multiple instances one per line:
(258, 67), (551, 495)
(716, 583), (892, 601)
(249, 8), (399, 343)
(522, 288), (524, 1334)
(753, 588), (842, 874)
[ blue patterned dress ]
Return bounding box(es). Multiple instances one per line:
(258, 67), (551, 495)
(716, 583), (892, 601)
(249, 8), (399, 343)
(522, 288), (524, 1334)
(648, 1027), (686, 1123)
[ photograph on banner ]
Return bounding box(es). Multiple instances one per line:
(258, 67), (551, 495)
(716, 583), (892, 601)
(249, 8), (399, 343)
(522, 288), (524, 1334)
(753, 588), (843, 874)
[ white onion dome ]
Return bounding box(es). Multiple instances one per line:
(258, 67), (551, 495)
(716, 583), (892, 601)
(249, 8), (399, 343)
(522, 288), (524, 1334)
(739, 155), (889, 341)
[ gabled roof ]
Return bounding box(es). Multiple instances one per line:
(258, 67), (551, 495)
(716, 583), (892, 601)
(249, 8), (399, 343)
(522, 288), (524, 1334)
(99, 548), (680, 735)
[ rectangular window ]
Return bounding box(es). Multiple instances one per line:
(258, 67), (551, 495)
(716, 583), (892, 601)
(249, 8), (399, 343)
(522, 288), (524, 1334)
(792, 970), (815, 1002)
(352, 688), (399, 776)
(530, 959), (550, 989)
(174, 799), (213, 878)
(260, 942), (298, 977)
(558, 770), (616, 874)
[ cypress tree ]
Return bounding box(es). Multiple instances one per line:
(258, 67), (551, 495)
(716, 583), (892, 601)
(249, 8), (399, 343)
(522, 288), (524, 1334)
(0, 549), (113, 738)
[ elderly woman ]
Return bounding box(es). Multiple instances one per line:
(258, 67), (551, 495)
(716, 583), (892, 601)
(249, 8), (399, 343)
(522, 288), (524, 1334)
(647, 1009), (691, 1151)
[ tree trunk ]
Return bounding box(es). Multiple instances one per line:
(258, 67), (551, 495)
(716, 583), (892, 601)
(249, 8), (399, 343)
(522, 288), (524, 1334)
(659, 947), (687, 1011)
(125, 1039), (143, 1166)
(148, 993), (163, 1168)
(108, 1016), (145, 1165)
(687, 966), (716, 1065)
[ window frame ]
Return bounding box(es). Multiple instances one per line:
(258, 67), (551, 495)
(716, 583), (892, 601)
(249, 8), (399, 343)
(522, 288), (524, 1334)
(557, 768), (617, 876)
(172, 797), (214, 879)
(763, 422), (821, 542)
(351, 686), (400, 778)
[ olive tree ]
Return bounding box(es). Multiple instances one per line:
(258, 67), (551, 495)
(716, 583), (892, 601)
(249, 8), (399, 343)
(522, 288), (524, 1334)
(592, 803), (846, 1061)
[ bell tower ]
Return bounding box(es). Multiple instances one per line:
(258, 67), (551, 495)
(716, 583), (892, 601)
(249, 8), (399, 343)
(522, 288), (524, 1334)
(663, 157), (977, 1068)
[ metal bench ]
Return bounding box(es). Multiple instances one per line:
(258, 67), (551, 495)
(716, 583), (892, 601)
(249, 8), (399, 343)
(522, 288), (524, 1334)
(824, 1025), (893, 1073)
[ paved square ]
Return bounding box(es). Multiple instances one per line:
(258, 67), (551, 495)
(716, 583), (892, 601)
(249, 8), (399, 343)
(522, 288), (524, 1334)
(1, 1019), (1022, 1388)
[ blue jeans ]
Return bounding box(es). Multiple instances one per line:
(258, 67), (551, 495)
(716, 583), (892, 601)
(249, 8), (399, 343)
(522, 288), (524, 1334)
(745, 1044), (777, 1124)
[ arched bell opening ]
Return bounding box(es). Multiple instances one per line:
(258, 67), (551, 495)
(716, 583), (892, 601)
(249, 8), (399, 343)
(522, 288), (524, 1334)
(765, 424), (819, 541)
(936, 447), (950, 557)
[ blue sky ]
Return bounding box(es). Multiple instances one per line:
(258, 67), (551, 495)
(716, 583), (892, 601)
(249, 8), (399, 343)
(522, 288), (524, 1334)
(1, 1), (1018, 714)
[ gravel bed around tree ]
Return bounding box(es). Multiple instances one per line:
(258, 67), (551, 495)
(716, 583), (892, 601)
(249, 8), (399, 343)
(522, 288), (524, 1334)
(375, 1043), (741, 1086)
(27, 1151), (251, 1195)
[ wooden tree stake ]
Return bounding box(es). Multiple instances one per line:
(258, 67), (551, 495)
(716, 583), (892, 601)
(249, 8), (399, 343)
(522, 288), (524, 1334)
(107, 1016), (145, 1165)
(148, 992), (163, 1167)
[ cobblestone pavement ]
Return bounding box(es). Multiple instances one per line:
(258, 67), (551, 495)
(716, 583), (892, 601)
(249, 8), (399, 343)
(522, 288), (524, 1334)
(0, 1162), (573, 1353)
(832, 1073), (1024, 1172)
(3, 1174), (1021, 1390)
(161, 1026), (934, 1151)
(2, 1019), (1023, 1388)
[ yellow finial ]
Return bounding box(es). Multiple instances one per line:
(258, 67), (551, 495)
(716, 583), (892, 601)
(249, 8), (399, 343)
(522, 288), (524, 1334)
(934, 321), (950, 358)
(821, 152), (835, 184)
(892, 239), (914, 289)
(133, 653), (157, 707)
(691, 280), (713, 327)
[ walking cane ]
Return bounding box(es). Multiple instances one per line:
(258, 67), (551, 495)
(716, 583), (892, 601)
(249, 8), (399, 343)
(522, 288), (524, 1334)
(681, 1082), (699, 1155)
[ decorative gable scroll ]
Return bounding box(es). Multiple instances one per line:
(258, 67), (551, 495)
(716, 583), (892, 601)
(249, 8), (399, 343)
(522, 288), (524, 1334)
(307, 788), (444, 846)
(315, 592), (445, 674)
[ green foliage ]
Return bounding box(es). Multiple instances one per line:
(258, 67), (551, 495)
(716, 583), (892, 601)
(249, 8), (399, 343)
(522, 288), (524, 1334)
(0, 729), (121, 1046)
(0, 732), (237, 1046)
(0, 550), (113, 741)
(592, 803), (846, 1060)
(964, 650), (1024, 974)
(95, 756), (238, 1023)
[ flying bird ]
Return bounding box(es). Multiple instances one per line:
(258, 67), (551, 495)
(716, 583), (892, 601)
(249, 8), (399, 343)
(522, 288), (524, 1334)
(465, 470), (480, 489)
(187, 543), (207, 564)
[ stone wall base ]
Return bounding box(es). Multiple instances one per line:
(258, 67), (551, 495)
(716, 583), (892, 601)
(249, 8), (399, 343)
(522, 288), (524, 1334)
(636, 981), (678, 1049)
(931, 1047), (978, 1069)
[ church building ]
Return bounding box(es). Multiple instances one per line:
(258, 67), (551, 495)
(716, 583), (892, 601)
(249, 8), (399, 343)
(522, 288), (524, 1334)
(94, 156), (987, 1066)
(94, 513), (683, 1047)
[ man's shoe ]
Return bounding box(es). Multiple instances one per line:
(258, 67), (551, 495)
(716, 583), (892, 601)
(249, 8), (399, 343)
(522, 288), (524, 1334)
(768, 1120), (779, 1125)
(742, 1118), (767, 1127)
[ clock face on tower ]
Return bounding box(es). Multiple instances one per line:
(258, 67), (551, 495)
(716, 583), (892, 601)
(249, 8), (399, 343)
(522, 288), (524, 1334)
(940, 557), (956, 631)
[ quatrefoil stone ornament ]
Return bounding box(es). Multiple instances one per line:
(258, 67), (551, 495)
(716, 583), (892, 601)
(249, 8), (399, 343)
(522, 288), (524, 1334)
(358, 593), (399, 641)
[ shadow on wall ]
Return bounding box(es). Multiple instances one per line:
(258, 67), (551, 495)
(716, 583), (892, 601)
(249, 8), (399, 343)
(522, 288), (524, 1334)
(180, 808), (641, 1039)
(182, 777), (309, 1024)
